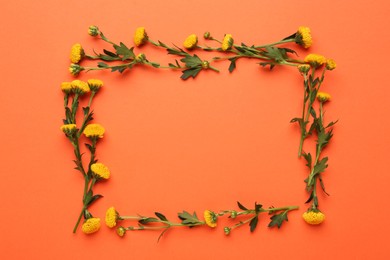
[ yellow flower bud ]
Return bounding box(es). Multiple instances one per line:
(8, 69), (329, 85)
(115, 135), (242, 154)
(88, 25), (99, 36)
(326, 59), (337, 70)
(302, 210), (325, 225)
(81, 218), (101, 234)
(70, 43), (85, 64)
(221, 34), (234, 51)
(134, 27), (148, 47)
(83, 123), (105, 139)
(296, 26), (313, 48)
(91, 163), (110, 180)
(183, 34), (198, 50)
(317, 92), (331, 103)
(204, 210), (217, 228)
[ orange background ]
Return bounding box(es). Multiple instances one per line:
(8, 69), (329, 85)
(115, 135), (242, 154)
(1, 0), (390, 259)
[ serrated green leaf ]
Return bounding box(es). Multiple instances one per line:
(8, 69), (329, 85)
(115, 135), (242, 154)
(237, 201), (248, 210)
(254, 202), (263, 214)
(181, 67), (202, 80)
(114, 42), (134, 60)
(178, 211), (200, 225)
(268, 211), (288, 229)
(302, 152), (312, 169)
(180, 54), (202, 68)
(249, 216), (258, 232)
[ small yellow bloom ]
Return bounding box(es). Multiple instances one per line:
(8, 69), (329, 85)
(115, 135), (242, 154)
(70, 43), (85, 64)
(326, 59), (337, 70)
(71, 80), (90, 95)
(302, 210), (325, 225)
(117, 226), (126, 237)
(81, 218), (101, 234)
(105, 207), (118, 228)
(135, 53), (146, 62)
(83, 123), (105, 138)
(91, 162), (110, 180)
(317, 92), (331, 103)
(69, 63), (84, 76)
(296, 26), (313, 48)
(183, 34), (198, 50)
(203, 32), (211, 39)
(134, 27), (148, 47)
(304, 54), (326, 68)
(88, 25), (99, 36)
(61, 82), (72, 94)
(87, 79), (103, 92)
(61, 124), (77, 135)
(203, 210), (217, 228)
(297, 64), (311, 74)
(221, 34), (234, 51)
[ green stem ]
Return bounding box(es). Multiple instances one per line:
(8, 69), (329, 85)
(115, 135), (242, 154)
(254, 38), (295, 49)
(73, 206), (86, 233)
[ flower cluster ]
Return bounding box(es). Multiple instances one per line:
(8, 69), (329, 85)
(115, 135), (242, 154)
(103, 202), (298, 240)
(61, 25), (337, 236)
(60, 78), (110, 234)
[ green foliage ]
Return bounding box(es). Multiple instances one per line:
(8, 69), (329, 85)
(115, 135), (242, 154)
(113, 42), (135, 60)
(178, 211), (201, 225)
(268, 210), (289, 229)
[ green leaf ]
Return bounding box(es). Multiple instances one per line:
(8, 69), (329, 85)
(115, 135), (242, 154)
(111, 65), (128, 73)
(254, 202), (263, 214)
(319, 174), (330, 196)
(139, 217), (159, 225)
(325, 120), (338, 129)
(178, 211), (200, 225)
(180, 54), (202, 68)
(114, 42), (134, 60)
(97, 62), (108, 68)
(228, 58), (237, 73)
(87, 194), (103, 207)
(282, 32), (296, 41)
(249, 216), (258, 232)
(155, 212), (168, 221)
(157, 229), (169, 243)
(103, 49), (117, 57)
(181, 67), (202, 80)
(302, 152), (312, 169)
(268, 211), (288, 229)
(237, 201), (248, 210)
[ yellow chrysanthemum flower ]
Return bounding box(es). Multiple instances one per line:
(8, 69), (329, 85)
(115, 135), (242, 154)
(203, 210), (217, 228)
(296, 26), (313, 48)
(302, 210), (325, 225)
(70, 43), (85, 64)
(83, 123), (105, 138)
(60, 124), (77, 135)
(87, 79), (103, 92)
(326, 59), (337, 70)
(317, 92), (331, 103)
(134, 27), (147, 47)
(297, 64), (311, 74)
(88, 25), (99, 36)
(221, 34), (234, 51)
(61, 82), (72, 94)
(81, 218), (101, 234)
(304, 54), (326, 68)
(71, 80), (90, 95)
(105, 207), (118, 228)
(91, 162), (110, 180)
(183, 34), (198, 50)
(69, 63), (84, 76)
(117, 226), (126, 237)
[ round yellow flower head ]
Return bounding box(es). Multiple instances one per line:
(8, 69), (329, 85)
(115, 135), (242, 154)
(88, 25), (99, 37)
(183, 34), (198, 50)
(304, 54), (326, 68)
(204, 210), (217, 228)
(69, 63), (84, 76)
(87, 79), (103, 92)
(117, 226), (126, 237)
(105, 207), (118, 228)
(91, 162), (110, 180)
(298, 64), (311, 74)
(61, 82), (72, 94)
(326, 59), (337, 70)
(134, 27), (148, 47)
(71, 80), (90, 95)
(296, 26), (313, 48)
(317, 92), (331, 103)
(81, 218), (101, 234)
(61, 124), (77, 135)
(83, 123), (105, 139)
(221, 34), (234, 51)
(302, 210), (325, 225)
(70, 43), (85, 64)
